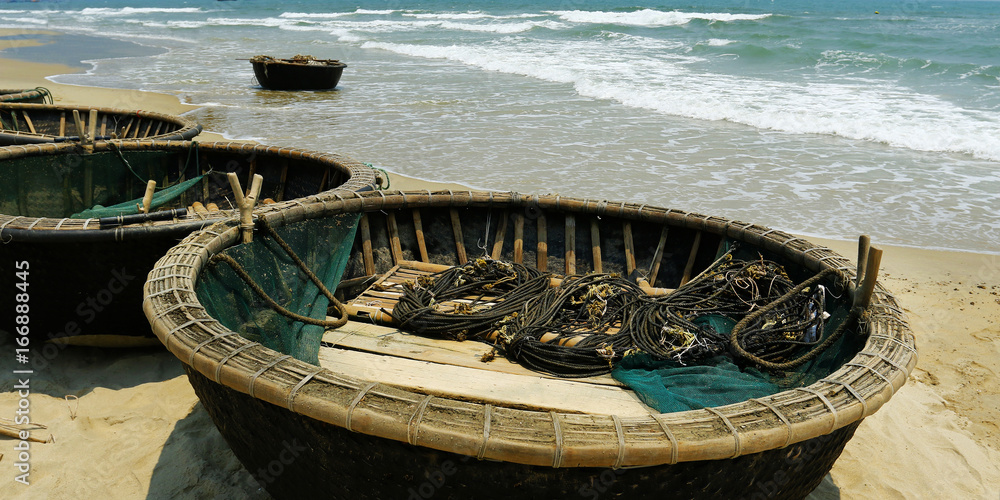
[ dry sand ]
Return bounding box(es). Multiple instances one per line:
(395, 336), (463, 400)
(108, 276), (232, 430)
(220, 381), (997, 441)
(2, 30), (998, 499)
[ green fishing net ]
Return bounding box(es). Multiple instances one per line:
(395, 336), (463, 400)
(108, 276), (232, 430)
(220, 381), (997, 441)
(610, 241), (864, 413)
(196, 214), (361, 364)
(0, 145), (204, 219)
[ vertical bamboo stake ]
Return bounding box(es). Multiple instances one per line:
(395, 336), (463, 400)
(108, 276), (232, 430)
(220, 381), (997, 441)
(513, 213), (524, 264)
(227, 172), (263, 244)
(72, 110), (88, 144)
(88, 109), (98, 143)
(59, 111), (66, 136)
(360, 214), (375, 275)
(623, 221), (636, 276)
(590, 219), (602, 273)
(537, 213), (548, 272)
(412, 209), (429, 263)
(450, 209), (468, 265)
(387, 212), (402, 264)
(276, 161), (289, 202)
(856, 235), (871, 290)
(22, 111), (36, 134)
(648, 227), (669, 288)
(138, 180), (156, 214)
(680, 231), (702, 286)
(491, 211), (509, 260)
(856, 245), (882, 309)
(565, 214), (576, 275)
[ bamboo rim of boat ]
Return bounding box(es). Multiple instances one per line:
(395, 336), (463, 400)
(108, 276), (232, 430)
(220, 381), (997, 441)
(143, 189), (917, 468)
(0, 140), (378, 239)
(0, 88), (52, 103)
(0, 102), (202, 142)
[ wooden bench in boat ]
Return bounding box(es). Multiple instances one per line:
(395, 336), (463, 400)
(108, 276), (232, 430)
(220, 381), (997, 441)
(319, 261), (658, 417)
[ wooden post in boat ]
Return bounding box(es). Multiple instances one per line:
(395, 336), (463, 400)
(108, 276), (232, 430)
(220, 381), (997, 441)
(856, 235), (871, 291)
(387, 212), (403, 264)
(680, 231), (702, 286)
(491, 211), (509, 260)
(72, 110), (88, 145)
(591, 219), (602, 273)
(648, 227), (669, 288)
(227, 172), (263, 244)
(412, 209), (429, 263)
(856, 244), (882, 309)
(360, 214), (375, 275)
(623, 221), (636, 276)
(449, 209), (468, 265)
(537, 213), (548, 272)
(513, 213), (524, 264)
(59, 111), (66, 136)
(21, 110), (36, 134)
(138, 180), (156, 214)
(88, 109), (98, 144)
(565, 214), (576, 275)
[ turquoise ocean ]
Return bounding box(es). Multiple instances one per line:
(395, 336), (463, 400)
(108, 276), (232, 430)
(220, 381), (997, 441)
(1, 0), (998, 254)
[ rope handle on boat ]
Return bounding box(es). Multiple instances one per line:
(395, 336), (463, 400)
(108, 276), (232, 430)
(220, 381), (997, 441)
(728, 267), (859, 371)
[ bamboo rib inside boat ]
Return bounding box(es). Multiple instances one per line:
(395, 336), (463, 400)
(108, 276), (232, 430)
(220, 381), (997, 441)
(449, 208), (468, 265)
(591, 218), (602, 273)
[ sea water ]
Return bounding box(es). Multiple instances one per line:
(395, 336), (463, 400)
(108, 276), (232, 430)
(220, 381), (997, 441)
(1, 0), (998, 254)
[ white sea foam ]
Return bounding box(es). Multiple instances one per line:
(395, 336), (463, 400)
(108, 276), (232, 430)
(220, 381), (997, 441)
(364, 37), (1000, 162)
(78, 7), (203, 16)
(546, 9), (771, 27)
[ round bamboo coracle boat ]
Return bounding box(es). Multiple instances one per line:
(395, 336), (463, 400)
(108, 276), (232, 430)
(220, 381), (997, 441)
(0, 140), (377, 346)
(250, 55), (347, 90)
(143, 190), (916, 499)
(0, 102), (202, 145)
(0, 87), (53, 104)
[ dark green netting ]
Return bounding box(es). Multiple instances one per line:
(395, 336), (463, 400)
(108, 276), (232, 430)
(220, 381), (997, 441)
(609, 239), (864, 412)
(196, 214), (360, 364)
(0, 147), (204, 219)
(612, 355), (779, 413)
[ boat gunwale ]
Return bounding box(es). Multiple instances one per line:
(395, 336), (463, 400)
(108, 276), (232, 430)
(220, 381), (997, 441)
(0, 139), (378, 241)
(0, 88), (52, 103)
(0, 102), (202, 142)
(142, 189), (917, 468)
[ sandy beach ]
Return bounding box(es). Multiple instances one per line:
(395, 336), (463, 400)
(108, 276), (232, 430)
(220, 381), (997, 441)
(2, 29), (999, 499)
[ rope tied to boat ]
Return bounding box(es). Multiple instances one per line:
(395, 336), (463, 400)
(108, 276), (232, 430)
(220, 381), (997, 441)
(207, 216), (349, 328)
(390, 249), (854, 377)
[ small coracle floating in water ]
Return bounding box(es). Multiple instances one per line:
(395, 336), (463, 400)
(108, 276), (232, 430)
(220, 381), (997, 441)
(0, 140), (377, 347)
(248, 54), (347, 90)
(0, 103), (202, 145)
(143, 190), (916, 499)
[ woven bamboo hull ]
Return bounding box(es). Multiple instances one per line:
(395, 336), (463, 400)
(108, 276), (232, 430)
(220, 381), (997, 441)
(143, 190), (916, 498)
(0, 103), (202, 145)
(252, 60), (347, 90)
(0, 88), (52, 104)
(0, 140), (377, 346)
(186, 365), (860, 500)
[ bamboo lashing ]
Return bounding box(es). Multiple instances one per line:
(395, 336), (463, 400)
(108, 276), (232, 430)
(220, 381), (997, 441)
(227, 172), (263, 244)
